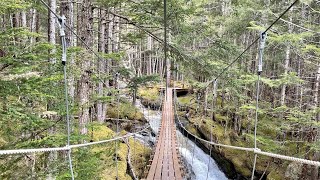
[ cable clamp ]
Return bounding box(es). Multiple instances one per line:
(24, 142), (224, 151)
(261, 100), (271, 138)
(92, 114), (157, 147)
(58, 15), (67, 65)
(258, 32), (267, 73)
(63, 145), (71, 151)
(58, 15), (66, 37)
(259, 32), (267, 50)
(253, 148), (261, 153)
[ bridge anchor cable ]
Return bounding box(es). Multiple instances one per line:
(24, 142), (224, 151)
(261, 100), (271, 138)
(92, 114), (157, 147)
(58, 15), (75, 180)
(251, 32), (267, 180)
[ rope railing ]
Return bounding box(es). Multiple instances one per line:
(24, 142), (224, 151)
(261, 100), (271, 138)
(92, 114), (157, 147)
(0, 125), (150, 156)
(0, 147), (70, 155)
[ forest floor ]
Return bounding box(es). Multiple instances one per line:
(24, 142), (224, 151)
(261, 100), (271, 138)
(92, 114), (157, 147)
(71, 95), (152, 179)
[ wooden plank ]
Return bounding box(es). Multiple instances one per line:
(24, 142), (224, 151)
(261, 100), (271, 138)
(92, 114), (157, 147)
(155, 109), (166, 179)
(146, 88), (183, 180)
(162, 106), (171, 180)
(168, 88), (183, 180)
(147, 104), (166, 180)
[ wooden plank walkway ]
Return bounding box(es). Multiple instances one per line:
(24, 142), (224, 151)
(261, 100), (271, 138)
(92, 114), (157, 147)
(146, 88), (183, 180)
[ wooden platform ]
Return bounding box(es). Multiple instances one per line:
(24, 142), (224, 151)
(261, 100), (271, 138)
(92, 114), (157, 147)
(146, 88), (183, 180)
(158, 87), (188, 92)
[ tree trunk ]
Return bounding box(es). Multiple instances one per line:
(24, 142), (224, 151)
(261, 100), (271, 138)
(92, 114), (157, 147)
(311, 63), (320, 179)
(61, 0), (75, 102)
(314, 64), (320, 121)
(280, 9), (293, 106)
(78, 0), (93, 135)
(35, 12), (40, 42)
(97, 9), (106, 123)
(204, 86), (208, 116)
(147, 35), (152, 75)
(48, 0), (56, 63)
(280, 44), (290, 106)
(112, 8), (120, 87)
(30, 9), (37, 44)
(21, 11), (27, 28)
(211, 81), (217, 120)
(132, 89), (137, 106)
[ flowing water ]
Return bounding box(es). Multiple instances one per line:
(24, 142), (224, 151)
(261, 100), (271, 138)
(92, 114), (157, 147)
(135, 100), (227, 180)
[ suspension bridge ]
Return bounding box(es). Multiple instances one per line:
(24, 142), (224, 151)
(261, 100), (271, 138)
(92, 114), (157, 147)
(146, 88), (182, 180)
(0, 0), (319, 179)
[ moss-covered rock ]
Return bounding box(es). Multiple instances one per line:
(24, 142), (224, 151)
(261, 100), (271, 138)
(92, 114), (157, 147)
(284, 162), (303, 180)
(138, 87), (162, 110)
(127, 137), (152, 178)
(107, 102), (146, 122)
(65, 124), (133, 180)
(138, 87), (159, 102)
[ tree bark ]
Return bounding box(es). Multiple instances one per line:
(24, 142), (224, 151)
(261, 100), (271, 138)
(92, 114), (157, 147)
(280, 9), (293, 106)
(97, 9), (106, 123)
(314, 64), (320, 121)
(48, 0), (56, 63)
(78, 0), (93, 135)
(21, 11), (27, 28)
(30, 9), (37, 44)
(61, 0), (75, 101)
(112, 8), (120, 87)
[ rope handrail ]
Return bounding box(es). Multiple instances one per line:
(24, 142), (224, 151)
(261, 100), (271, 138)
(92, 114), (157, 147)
(173, 101), (320, 167)
(0, 147), (70, 155)
(0, 126), (150, 155)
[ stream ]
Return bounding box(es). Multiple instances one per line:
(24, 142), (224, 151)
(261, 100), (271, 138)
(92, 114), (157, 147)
(134, 100), (228, 180)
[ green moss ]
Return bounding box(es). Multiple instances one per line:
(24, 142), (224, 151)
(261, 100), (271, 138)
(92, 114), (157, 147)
(138, 87), (159, 101)
(174, 81), (190, 88)
(0, 134), (6, 146)
(91, 123), (115, 141)
(59, 124), (132, 180)
(230, 153), (252, 176)
(178, 95), (193, 105)
(192, 116), (227, 140)
(100, 143), (131, 180)
(128, 137), (152, 178)
(186, 124), (200, 136)
(215, 114), (228, 123)
(107, 102), (145, 121)
(258, 117), (281, 138)
(267, 169), (285, 180)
